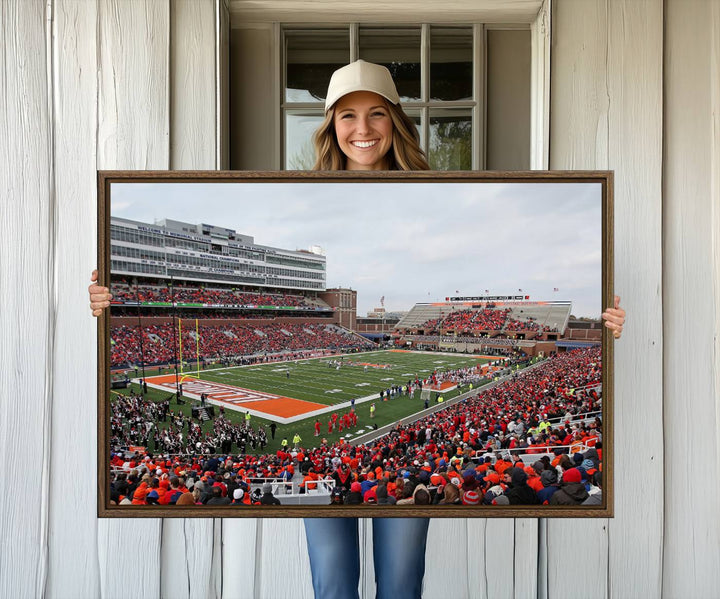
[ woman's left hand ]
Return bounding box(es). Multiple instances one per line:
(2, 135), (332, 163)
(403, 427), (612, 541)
(602, 295), (626, 339)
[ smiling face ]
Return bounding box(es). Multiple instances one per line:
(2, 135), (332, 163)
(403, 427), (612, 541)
(333, 91), (394, 170)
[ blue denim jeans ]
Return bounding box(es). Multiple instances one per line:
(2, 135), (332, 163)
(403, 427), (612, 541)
(303, 517), (430, 599)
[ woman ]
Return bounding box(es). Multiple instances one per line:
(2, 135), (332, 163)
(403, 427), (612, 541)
(301, 60), (432, 599)
(311, 60), (428, 172)
(89, 60), (627, 599)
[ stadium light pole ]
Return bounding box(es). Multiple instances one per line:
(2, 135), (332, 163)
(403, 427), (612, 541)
(134, 277), (147, 395)
(380, 296), (386, 346)
(169, 275), (181, 399)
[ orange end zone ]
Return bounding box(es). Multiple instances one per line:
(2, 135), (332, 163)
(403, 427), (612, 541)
(146, 374), (184, 384)
(228, 397), (327, 418)
(143, 374), (327, 418)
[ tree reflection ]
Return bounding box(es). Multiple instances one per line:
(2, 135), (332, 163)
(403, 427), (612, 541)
(429, 119), (471, 170)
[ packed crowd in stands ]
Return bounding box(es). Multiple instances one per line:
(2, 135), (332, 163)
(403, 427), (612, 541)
(110, 346), (604, 507)
(504, 316), (546, 332)
(111, 282), (319, 309)
(111, 394), (268, 456)
(416, 308), (555, 335)
(111, 322), (374, 366)
(441, 308), (511, 332)
(418, 317), (441, 331)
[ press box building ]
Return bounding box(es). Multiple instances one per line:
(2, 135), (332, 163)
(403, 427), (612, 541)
(110, 216), (327, 292)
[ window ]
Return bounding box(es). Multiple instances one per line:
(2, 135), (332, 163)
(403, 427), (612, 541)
(283, 25), (480, 170)
(230, 21), (534, 171)
(282, 25), (530, 170)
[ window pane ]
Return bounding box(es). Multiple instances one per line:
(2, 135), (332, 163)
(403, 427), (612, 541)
(286, 30), (349, 103)
(430, 27), (473, 101)
(285, 112), (324, 169)
(429, 109), (472, 170)
(486, 30), (530, 169)
(402, 109), (423, 149)
(359, 28), (421, 102)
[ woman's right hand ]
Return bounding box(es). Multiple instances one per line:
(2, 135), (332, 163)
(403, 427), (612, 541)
(89, 269), (112, 316)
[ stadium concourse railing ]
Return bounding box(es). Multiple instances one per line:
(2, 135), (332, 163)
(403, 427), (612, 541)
(249, 477), (335, 505)
(549, 410), (602, 427)
(398, 334), (539, 353)
(480, 443), (599, 467)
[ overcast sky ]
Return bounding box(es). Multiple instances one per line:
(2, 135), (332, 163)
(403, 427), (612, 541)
(111, 181), (603, 317)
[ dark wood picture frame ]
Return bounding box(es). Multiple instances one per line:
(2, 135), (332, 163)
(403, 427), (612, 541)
(98, 170), (614, 518)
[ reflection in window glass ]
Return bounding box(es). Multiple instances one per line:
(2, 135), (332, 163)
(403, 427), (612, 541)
(286, 30), (349, 103)
(403, 110), (423, 148)
(429, 110), (472, 170)
(285, 112), (324, 170)
(430, 27), (473, 101)
(278, 24), (530, 173)
(359, 28), (421, 102)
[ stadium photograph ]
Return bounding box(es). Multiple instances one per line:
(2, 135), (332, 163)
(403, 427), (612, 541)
(100, 175), (609, 516)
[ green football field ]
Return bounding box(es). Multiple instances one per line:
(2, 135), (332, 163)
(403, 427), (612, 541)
(114, 349), (498, 454)
(191, 349), (493, 406)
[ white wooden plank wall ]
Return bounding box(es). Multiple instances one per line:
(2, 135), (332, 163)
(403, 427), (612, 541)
(3, 1), (720, 597)
(255, 518), (313, 598)
(548, 3), (611, 596)
(218, 0), (230, 169)
(662, 1), (720, 597)
(222, 513), (259, 599)
(550, 2), (664, 599)
(425, 520), (463, 598)
(47, 0), (101, 597)
(0, 2), (53, 598)
(95, 0), (168, 597)
(604, 2), (665, 597)
(163, 2), (224, 598)
(424, 518), (514, 599)
(170, 0), (217, 170)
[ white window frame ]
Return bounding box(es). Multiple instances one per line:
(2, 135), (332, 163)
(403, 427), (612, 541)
(229, 0), (551, 171)
(281, 23), (487, 170)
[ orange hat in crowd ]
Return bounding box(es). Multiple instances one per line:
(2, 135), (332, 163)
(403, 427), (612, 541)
(484, 472), (501, 485)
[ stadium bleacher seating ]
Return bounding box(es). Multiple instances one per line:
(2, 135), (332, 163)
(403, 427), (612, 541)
(110, 346), (603, 507)
(397, 304), (570, 335)
(111, 322), (373, 366)
(111, 281), (328, 310)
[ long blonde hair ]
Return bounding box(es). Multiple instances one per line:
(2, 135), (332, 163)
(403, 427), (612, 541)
(312, 100), (430, 171)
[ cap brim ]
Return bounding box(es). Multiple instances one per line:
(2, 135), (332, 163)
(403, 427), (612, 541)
(325, 86), (398, 112)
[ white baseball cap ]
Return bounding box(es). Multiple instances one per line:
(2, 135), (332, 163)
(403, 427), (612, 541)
(324, 60), (400, 112)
